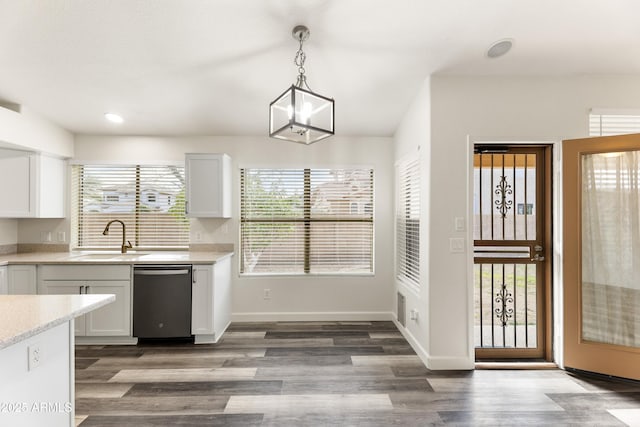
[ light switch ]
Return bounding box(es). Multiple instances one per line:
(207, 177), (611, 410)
(454, 217), (465, 232)
(449, 237), (465, 253)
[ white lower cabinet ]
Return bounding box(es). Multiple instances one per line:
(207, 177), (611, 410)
(191, 256), (231, 343)
(39, 265), (132, 337)
(191, 264), (213, 335)
(0, 266), (6, 294)
(7, 264), (37, 294)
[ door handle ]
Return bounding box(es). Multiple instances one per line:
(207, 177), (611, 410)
(531, 254), (545, 262)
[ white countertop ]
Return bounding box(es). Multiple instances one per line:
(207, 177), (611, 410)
(0, 294), (115, 350)
(0, 250), (234, 266)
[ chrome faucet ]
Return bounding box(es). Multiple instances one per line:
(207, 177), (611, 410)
(102, 219), (133, 253)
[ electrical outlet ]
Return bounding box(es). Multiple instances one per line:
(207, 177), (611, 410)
(263, 289), (271, 300)
(410, 309), (419, 321)
(195, 232), (202, 242)
(454, 217), (465, 232)
(28, 344), (42, 371)
(40, 231), (52, 242)
(57, 231), (66, 242)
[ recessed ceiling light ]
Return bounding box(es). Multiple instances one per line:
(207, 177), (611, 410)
(104, 112), (124, 124)
(486, 39), (514, 59)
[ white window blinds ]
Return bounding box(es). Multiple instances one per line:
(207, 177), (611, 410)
(396, 157), (420, 293)
(589, 111), (640, 136)
(71, 165), (189, 249)
(240, 168), (374, 275)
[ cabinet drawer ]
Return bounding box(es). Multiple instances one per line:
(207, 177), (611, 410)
(40, 265), (131, 281)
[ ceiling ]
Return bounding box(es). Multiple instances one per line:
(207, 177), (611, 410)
(1, 0), (640, 137)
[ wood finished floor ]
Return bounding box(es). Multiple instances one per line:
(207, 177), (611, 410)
(74, 321), (640, 426)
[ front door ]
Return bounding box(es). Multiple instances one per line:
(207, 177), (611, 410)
(564, 133), (640, 380)
(473, 145), (553, 360)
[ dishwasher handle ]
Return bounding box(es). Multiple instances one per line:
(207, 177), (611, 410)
(134, 269), (191, 276)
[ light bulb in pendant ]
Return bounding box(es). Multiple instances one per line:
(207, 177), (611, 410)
(300, 102), (312, 124)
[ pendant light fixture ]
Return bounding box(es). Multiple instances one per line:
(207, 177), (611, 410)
(269, 25), (334, 144)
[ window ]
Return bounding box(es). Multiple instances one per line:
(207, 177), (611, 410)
(240, 168), (374, 275)
(396, 157), (420, 293)
(71, 165), (189, 249)
(589, 110), (640, 136)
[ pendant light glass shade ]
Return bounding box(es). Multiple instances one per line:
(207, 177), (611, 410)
(269, 85), (334, 144)
(269, 25), (334, 145)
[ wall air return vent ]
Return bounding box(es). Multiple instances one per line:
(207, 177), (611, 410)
(397, 292), (406, 327)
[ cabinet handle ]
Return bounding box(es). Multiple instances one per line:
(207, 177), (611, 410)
(185, 201), (189, 214)
(79, 285), (85, 294)
(193, 273), (197, 284)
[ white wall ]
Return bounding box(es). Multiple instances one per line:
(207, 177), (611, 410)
(17, 219), (69, 245)
(0, 106), (73, 248)
(393, 76), (434, 366)
(0, 106), (73, 157)
(0, 219), (18, 245)
(74, 135), (395, 320)
(428, 74), (640, 369)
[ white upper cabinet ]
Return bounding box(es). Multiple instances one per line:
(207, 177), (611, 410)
(185, 153), (231, 218)
(0, 149), (65, 218)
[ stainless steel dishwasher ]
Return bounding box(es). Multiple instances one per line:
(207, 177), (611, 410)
(133, 265), (192, 339)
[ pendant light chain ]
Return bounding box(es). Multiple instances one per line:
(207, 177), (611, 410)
(269, 24), (334, 144)
(294, 36), (313, 91)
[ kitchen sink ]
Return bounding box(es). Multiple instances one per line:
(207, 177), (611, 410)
(72, 251), (150, 260)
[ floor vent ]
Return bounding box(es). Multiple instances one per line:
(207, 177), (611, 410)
(397, 292), (406, 327)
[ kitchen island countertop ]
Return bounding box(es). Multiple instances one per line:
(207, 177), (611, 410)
(0, 294), (114, 350)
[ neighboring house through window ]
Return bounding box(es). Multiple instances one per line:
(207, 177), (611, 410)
(240, 168), (374, 275)
(71, 164), (189, 249)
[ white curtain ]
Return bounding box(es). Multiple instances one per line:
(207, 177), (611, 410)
(581, 151), (640, 347)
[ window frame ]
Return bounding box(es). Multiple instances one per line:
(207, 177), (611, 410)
(71, 163), (189, 251)
(239, 167), (375, 276)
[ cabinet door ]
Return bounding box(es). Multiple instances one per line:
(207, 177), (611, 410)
(185, 153), (231, 218)
(191, 265), (213, 334)
(36, 155), (65, 218)
(0, 267), (7, 294)
(85, 281), (131, 336)
(8, 265), (37, 294)
(40, 281), (86, 336)
(0, 150), (35, 217)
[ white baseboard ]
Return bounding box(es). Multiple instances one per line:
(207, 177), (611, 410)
(392, 319), (475, 371)
(194, 334), (216, 344)
(231, 311), (394, 322)
(75, 336), (138, 346)
(428, 355), (475, 370)
(392, 318), (430, 368)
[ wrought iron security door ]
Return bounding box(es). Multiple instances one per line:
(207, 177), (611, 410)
(473, 146), (552, 360)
